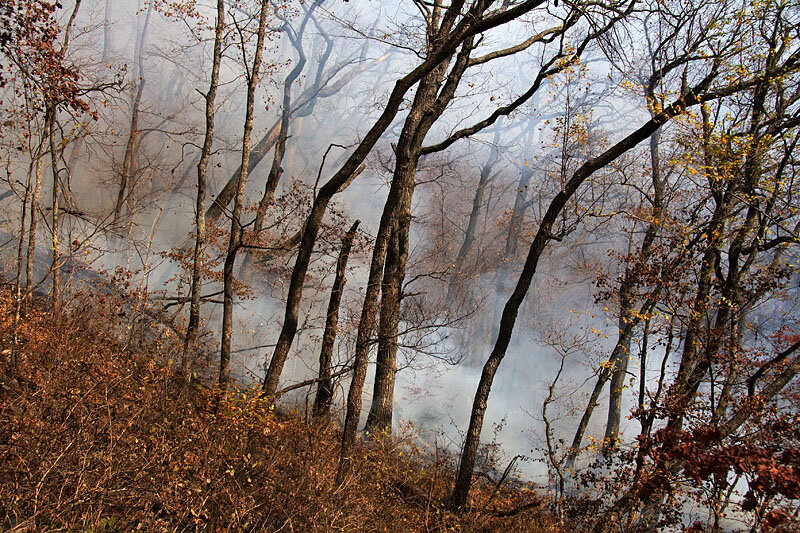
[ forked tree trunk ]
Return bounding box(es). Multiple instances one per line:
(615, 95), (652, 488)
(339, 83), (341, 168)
(219, 0), (271, 391)
(242, 3), (322, 272)
(313, 220), (360, 417)
(261, 0), (546, 399)
(337, 32), (472, 478)
(183, 0), (225, 373)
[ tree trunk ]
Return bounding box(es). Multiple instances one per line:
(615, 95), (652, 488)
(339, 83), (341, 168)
(113, 0), (153, 228)
(364, 220), (406, 435)
(101, 0), (112, 62)
(445, 135), (500, 304)
(451, 80), (719, 509)
(313, 220), (360, 417)
(47, 106), (60, 312)
(495, 167), (533, 299)
(183, 0), (225, 374)
(219, 0), (271, 391)
(26, 129), (46, 292)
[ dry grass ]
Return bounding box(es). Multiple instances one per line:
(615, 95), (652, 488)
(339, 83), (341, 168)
(0, 291), (560, 532)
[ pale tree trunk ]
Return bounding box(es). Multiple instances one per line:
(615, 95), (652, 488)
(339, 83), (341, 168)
(602, 124), (665, 450)
(102, 0), (112, 62)
(47, 106), (60, 312)
(182, 0), (225, 375)
(445, 130), (501, 304)
(11, 163), (30, 374)
(113, 0), (153, 228)
(219, 0), (271, 391)
(494, 166), (533, 299)
(26, 135), (44, 292)
(312, 220), (360, 418)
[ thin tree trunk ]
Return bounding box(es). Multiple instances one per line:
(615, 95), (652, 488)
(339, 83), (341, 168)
(182, 0), (225, 375)
(313, 220), (360, 417)
(48, 106), (60, 312)
(113, 0), (153, 227)
(445, 134), (500, 304)
(11, 165), (30, 375)
(495, 167), (533, 298)
(26, 132), (46, 292)
(102, 0), (112, 62)
(219, 0), (271, 391)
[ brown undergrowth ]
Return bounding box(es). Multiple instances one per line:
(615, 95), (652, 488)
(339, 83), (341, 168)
(0, 291), (557, 532)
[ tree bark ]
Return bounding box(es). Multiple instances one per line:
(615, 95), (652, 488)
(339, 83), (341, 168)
(364, 220), (405, 435)
(219, 0), (271, 391)
(182, 0), (225, 374)
(312, 220), (359, 418)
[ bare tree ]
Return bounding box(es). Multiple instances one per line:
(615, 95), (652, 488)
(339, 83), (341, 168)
(219, 0), (274, 390)
(182, 0), (226, 374)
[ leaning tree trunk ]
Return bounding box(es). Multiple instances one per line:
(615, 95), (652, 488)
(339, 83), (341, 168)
(313, 220), (360, 418)
(450, 82), (717, 509)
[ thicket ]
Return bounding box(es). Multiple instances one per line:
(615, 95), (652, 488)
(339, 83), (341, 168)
(0, 289), (557, 532)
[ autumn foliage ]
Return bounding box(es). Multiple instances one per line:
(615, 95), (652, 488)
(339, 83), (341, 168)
(0, 290), (556, 531)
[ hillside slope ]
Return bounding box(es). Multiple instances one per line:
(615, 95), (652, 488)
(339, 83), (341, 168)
(0, 291), (554, 532)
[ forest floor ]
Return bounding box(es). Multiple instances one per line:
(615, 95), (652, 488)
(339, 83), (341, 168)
(0, 289), (561, 532)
